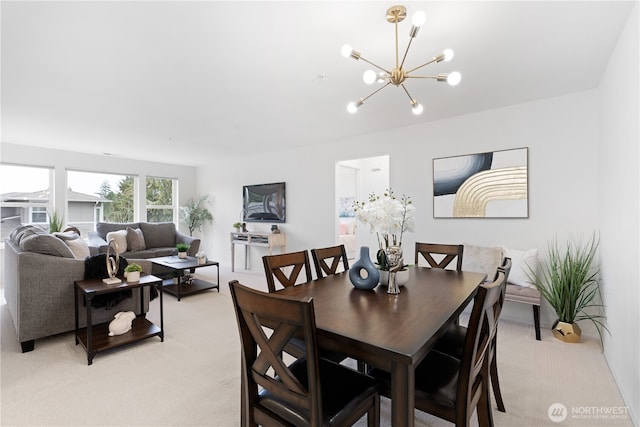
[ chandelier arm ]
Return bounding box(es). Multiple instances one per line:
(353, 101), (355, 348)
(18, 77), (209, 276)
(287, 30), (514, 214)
(405, 75), (440, 79)
(399, 37), (415, 70)
(358, 55), (391, 74)
(405, 58), (439, 75)
(360, 81), (393, 103)
(400, 84), (416, 102)
(395, 19), (400, 69)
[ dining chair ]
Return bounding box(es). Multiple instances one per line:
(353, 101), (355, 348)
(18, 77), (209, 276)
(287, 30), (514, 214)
(369, 271), (505, 427)
(431, 257), (512, 413)
(262, 250), (313, 293)
(415, 242), (464, 271)
(311, 244), (350, 278)
(229, 280), (381, 427)
(263, 249), (348, 364)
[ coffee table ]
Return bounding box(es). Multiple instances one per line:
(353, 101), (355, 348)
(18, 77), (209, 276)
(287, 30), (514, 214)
(150, 255), (219, 301)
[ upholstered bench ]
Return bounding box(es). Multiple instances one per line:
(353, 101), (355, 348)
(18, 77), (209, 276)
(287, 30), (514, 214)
(462, 243), (542, 341)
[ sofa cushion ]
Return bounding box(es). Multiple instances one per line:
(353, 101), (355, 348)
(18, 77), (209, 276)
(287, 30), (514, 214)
(20, 233), (75, 258)
(502, 246), (539, 288)
(126, 227), (146, 251)
(139, 222), (176, 249)
(106, 230), (128, 253)
(462, 243), (503, 278)
(96, 222), (140, 240)
(66, 238), (91, 259)
(52, 231), (80, 242)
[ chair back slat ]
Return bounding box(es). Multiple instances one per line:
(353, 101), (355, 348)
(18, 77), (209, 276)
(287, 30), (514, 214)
(311, 245), (349, 278)
(415, 242), (464, 271)
(263, 250), (313, 292)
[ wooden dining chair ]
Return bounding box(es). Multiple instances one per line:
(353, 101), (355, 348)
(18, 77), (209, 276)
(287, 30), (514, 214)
(262, 250), (313, 293)
(263, 249), (348, 363)
(369, 271), (505, 427)
(431, 257), (512, 413)
(415, 242), (464, 271)
(229, 280), (381, 427)
(311, 244), (349, 278)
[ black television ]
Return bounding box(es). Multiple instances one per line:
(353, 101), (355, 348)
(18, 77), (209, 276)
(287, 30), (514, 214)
(242, 182), (286, 223)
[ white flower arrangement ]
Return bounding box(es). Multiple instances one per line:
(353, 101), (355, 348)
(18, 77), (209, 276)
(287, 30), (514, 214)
(353, 188), (416, 250)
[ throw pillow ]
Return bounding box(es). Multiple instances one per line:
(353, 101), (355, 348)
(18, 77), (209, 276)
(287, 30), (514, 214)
(139, 222), (176, 248)
(106, 230), (128, 253)
(126, 227), (146, 251)
(66, 238), (90, 259)
(502, 246), (539, 288)
(462, 243), (503, 279)
(52, 231), (80, 242)
(19, 234), (75, 258)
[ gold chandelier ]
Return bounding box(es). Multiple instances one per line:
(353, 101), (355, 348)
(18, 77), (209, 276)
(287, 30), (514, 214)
(342, 5), (461, 115)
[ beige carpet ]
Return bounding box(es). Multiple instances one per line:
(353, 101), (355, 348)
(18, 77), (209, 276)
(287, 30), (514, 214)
(1, 266), (633, 427)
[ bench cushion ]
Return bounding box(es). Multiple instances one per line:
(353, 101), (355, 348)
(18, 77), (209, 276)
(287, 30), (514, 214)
(505, 283), (541, 305)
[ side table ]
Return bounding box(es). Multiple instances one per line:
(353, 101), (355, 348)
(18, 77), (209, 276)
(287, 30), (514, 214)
(74, 274), (164, 365)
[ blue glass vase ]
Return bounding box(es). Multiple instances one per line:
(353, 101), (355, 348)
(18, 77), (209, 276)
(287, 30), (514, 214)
(349, 246), (380, 290)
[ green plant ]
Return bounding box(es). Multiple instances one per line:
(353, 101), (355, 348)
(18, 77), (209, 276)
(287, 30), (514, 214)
(180, 195), (213, 236)
(176, 243), (190, 253)
(48, 209), (64, 233)
(528, 233), (608, 346)
(233, 222), (242, 230)
(124, 263), (142, 273)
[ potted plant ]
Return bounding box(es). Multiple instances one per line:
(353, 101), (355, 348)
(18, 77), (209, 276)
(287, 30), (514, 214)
(124, 263), (142, 282)
(233, 222), (242, 232)
(180, 195), (213, 236)
(528, 233), (607, 345)
(48, 209), (64, 233)
(176, 243), (190, 259)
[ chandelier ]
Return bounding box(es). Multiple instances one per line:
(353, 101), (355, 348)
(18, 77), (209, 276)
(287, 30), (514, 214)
(342, 5), (461, 115)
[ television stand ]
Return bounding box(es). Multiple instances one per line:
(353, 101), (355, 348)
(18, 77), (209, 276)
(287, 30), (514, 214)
(230, 232), (286, 272)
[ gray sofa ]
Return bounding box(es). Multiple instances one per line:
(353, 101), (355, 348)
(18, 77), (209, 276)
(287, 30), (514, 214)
(3, 225), (153, 353)
(88, 221), (200, 259)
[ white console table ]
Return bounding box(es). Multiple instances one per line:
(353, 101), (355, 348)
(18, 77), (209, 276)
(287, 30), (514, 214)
(230, 232), (287, 272)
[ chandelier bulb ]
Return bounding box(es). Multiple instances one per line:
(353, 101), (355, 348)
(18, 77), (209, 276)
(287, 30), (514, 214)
(411, 102), (424, 115)
(363, 70), (376, 85)
(347, 99), (364, 114)
(412, 11), (426, 27)
(341, 45), (353, 58)
(443, 49), (454, 62)
(447, 71), (462, 86)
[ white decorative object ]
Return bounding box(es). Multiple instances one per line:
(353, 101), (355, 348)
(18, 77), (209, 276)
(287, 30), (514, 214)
(125, 271), (140, 282)
(502, 246), (540, 288)
(102, 239), (122, 285)
(108, 311), (136, 336)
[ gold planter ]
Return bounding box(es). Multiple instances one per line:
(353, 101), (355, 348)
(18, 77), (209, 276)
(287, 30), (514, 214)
(552, 320), (582, 343)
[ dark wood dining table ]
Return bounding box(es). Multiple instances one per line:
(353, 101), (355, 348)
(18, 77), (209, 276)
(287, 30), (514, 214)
(275, 266), (486, 427)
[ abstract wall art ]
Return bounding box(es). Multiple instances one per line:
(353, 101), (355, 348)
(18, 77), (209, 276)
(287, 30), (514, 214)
(433, 147), (528, 218)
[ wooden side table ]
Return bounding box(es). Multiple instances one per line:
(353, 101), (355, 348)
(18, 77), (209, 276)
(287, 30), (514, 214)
(74, 274), (164, 365)
(230, 232), (287, 271)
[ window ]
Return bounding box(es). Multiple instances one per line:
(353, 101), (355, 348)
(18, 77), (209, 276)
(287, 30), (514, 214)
(0, 164), (52, 240)
(146, 177), (176, 223)
(67, 170), (135, 235)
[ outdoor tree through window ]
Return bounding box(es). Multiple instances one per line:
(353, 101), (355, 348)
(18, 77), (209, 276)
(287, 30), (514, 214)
(146, 177), (175, 223)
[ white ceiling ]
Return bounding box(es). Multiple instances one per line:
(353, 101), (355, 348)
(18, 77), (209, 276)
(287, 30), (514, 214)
(1, 1), (635, 166)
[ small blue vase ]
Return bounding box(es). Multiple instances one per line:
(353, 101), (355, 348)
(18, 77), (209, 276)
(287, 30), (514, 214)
(349, 246), (380, 290)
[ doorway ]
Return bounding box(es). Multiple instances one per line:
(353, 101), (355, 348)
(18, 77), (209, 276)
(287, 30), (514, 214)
(335, 155), (389, 259)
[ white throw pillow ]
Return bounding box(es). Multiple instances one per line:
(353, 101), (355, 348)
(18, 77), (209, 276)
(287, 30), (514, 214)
(66, 238), (90, 259)
(106, 230), (128, 253)
(462, 243), (503, 279)
(502, 246), (539, 288)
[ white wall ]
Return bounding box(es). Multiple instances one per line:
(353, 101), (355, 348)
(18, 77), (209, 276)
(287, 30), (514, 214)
(0, 143), (199, 236)
(598, 3), (639, 424)
(199, 89), (600, 326)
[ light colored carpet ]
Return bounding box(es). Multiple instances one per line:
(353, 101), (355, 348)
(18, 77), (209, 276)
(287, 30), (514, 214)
(1, 266), (632, 426)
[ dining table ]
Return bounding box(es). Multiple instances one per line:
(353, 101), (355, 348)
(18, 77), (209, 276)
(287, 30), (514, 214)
(275, 266), (487, 427)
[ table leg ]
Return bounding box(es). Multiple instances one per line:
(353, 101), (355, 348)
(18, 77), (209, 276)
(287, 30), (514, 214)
(391, 361), (415, 427)
(231, 242), (235, 272)
(86, 294), (94, 365)
(74, 285), (79, 345)
(244, 245), (249, 270)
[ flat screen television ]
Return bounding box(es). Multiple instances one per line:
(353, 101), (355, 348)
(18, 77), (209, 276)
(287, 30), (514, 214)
(242, 182), (286, 223)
